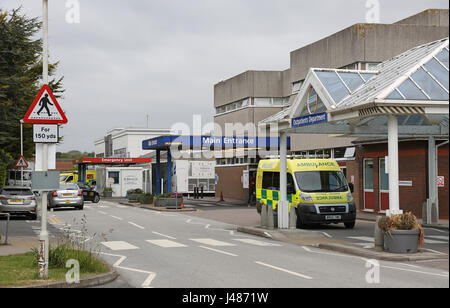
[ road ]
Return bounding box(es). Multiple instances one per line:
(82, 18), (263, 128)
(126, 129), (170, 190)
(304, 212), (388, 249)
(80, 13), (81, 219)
(15, 200), (442, 288)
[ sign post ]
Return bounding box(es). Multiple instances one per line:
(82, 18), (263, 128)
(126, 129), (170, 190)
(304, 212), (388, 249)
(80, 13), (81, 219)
(21, 0), (68, 279)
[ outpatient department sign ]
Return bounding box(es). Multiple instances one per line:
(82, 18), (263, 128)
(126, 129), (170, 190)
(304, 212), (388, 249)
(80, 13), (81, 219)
(291, 112), (328, 128)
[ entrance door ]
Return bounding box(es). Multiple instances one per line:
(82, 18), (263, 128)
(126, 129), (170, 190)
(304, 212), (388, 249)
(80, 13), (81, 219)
(363, 158), (375, 211)
(379, 158), (389, 211)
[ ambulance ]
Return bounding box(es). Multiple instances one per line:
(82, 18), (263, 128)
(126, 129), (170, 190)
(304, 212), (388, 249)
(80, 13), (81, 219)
(256, 159), (356, 229)
(60, 170), (97, 185)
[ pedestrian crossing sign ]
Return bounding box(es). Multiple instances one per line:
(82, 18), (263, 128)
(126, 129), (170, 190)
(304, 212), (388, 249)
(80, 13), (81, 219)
(22, 84), (68, 124)
(15, 155), (28, 168)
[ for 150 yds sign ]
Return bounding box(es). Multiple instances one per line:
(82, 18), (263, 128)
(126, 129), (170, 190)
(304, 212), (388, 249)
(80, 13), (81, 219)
(33, 124), (59, 143)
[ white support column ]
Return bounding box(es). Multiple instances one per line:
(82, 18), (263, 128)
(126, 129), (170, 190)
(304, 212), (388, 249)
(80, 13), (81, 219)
(386, 115), (402, 216)
(278, 131), (289, 229)
(428, 136), (437, 224)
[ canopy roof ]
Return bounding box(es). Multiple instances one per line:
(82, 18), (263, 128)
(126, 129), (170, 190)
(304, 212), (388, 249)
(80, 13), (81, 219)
(259, 38), (449, 138)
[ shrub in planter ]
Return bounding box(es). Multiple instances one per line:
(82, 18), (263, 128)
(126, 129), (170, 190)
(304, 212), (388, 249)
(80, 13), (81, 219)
(103, 187), (113, 197)
(138, 193), (154, 205)
(378, 212), (425, 254)
(127, 188), (144, 202)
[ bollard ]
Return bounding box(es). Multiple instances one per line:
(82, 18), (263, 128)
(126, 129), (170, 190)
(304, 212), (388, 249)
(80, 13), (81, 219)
(261, 203), (268, 228)
(374, 216), (384, 249)
(289, 204), (297, 229)
(267, 204), (274, 229)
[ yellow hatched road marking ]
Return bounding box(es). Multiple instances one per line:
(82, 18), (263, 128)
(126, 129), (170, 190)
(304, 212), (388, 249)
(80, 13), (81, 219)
(49, 217), (63, 224)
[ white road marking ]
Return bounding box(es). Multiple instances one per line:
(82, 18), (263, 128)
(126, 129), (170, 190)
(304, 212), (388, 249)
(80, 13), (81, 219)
(151, 231), (175, 239)
(348, 236), (375, 242)
(321, 232), (332, 238)
(198, 246), (238, 257)
(190, 238), (235, 247)
(205, 224), (210, 229)
(427, 235), (449, 241)
(380, 264), (449, 278)
(128, 222), (145, 230)
(424, 239), (447, 244)
(98, 211), (107, 215)
(254, 261), (313, 280)
(110, 215), (123, 221)
(233, 238), (282, 247)
(424, 227), (448, 233)
(100, 252), (156, 288)
(422, 248), (447, 255)
(146, 239), (187, 248)
(263, 232), (273, 239)
(101, 241), (140, 251)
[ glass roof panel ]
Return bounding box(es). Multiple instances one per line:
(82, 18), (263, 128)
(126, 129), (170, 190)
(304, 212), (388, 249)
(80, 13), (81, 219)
(435, 49), (449, 69)
(396, 78), (428, 100)
(386, 89), (404, 100)
(404, 115), (425, 126)
(411, 68), (449, 100)
(315, 71), (350, 103)
(359, 73), (377, 82)
(338, 72), (365, 93)
(423, 58), (449, 91)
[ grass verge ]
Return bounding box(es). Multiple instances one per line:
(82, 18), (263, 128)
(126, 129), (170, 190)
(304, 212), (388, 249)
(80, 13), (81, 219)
(0, 249), (110, 287)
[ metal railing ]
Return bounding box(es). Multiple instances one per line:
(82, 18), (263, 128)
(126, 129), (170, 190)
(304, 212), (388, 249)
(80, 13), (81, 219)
(0, 213), (10, 244)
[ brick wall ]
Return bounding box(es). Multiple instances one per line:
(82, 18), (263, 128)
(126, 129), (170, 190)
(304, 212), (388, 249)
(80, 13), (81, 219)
(215, 165), (249, 201)
(346, 140), (449, 219)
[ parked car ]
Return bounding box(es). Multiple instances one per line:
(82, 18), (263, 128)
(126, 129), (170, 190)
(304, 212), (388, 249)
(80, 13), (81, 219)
(48, 183), (84, 210)
(77, 182), (100, 203)
(0, 186), (37, 220)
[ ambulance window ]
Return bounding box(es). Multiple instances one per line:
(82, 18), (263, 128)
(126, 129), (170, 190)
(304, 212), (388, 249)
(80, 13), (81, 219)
(262, 172), (273, 189)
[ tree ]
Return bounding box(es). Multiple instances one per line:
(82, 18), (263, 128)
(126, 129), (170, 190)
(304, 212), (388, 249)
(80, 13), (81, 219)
(0, 7), (64, 187)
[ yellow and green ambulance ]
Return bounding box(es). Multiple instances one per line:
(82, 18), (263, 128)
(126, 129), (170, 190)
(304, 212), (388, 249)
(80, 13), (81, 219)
(256, 159), (356, 229)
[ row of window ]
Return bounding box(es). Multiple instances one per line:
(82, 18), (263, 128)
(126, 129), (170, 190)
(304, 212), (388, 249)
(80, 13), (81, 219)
(216, 157), (258, 166)
(215, 97), (289, 115)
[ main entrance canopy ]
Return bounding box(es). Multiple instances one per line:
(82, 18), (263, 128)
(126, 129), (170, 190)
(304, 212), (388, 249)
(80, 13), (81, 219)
(260, 38), (449, 228)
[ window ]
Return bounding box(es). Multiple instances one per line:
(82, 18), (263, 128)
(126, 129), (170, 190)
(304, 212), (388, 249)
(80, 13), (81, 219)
(364, 159), (374, 190)
(379, 158), (389, 191)
(261, 172), (294, 191)
(292, 81), (303, 93)
(108, 171), (120, 184)
(315, 71), (350, 103)
(295, 171), (348, 193)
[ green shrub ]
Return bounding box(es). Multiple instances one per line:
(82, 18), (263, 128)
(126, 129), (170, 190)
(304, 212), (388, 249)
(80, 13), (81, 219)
(138, 193), (153, 204)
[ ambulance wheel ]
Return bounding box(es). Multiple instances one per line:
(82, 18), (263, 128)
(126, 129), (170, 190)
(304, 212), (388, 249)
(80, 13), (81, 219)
(344, 221), (355, 229)
(296, 214), (307, 229)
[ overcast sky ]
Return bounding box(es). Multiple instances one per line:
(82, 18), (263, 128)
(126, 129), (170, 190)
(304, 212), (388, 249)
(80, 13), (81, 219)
(2, 0), (449, 152)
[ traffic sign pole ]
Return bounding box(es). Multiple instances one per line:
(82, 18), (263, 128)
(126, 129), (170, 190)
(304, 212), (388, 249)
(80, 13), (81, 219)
(20, 120), (24, 186)
(38, 0), (49, 279)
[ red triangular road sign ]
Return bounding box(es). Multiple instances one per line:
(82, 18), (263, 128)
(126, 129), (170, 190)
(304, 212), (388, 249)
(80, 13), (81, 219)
(15, 155), (28, 168)
(22, 84), (68, 124)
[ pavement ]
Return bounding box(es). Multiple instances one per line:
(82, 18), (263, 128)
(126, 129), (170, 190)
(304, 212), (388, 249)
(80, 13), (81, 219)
(181, 199), (449, 267)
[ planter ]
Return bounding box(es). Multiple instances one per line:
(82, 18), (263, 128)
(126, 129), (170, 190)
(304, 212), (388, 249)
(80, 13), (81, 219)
(103, 191), (113, 198)
(127, 194), (143, 202)
(154, 197), (183, 208)
(383, 230), (420, 254)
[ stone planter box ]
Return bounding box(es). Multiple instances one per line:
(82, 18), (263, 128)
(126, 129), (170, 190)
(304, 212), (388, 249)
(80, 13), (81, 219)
(127, 194), (143, 203)
(383, 230), (420, 254)
(154, 197), (183, 208)
(103, 191), (113, 198)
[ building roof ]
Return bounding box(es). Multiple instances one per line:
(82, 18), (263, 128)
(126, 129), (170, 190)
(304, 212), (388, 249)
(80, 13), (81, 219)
(259, 38), (449, 138)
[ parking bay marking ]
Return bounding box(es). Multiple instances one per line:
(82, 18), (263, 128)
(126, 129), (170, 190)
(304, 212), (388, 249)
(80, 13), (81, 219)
(233, 238), (282, 247)
(190, 238), (235, 247)
(101, 241), (140, 251)
(198, 246), (238, 257)
(146, 239), (187, 248)
(128, 222), (145, 230)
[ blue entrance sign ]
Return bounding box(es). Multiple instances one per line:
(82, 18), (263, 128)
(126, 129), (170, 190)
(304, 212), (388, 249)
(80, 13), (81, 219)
(142, 136), (290, 150)
(291, 112), (328, 128)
